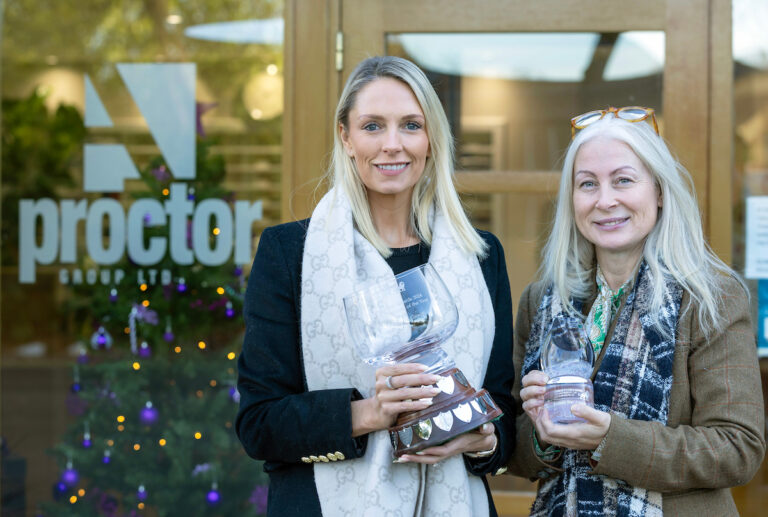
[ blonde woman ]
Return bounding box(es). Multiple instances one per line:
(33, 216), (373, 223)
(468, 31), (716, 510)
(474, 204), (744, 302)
(507, 107), (765, 516)
(237, 56), (516, 516)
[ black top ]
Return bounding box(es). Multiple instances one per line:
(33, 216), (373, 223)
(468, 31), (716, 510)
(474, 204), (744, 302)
(236, 220), (516, 516)
(385, 241), (430, 273)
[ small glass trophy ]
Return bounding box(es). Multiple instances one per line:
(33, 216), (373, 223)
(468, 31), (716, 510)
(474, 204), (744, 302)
(343, 264), (502, 457)
(540, 316), (595, 424)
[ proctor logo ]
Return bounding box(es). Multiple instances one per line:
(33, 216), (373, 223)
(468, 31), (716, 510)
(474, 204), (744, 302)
(18, 63), (262, 284)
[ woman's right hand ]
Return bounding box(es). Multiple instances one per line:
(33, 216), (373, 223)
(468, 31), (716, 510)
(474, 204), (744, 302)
(519, 370), (549, 426)
(351, 364), (441, 437)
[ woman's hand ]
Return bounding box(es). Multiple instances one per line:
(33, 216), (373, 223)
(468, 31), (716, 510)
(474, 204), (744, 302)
(520, 370), (549, 423)
(351, 363), (441, 437)
(398, 422), (497, 464)
(535, 403), (610, 450)
(521, 369), (610, 450)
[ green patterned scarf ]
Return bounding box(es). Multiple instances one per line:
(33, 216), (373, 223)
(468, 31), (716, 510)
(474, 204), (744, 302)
(586, 266), (634, 357)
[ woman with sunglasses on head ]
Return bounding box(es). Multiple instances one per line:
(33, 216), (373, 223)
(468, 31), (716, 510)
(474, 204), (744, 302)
(235, 55), (516, 516)
(506, 107), (765, 516)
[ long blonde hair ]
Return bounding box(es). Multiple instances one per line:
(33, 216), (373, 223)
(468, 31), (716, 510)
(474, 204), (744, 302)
(541, 115), (742, 335)
(326, 56), (486, 258)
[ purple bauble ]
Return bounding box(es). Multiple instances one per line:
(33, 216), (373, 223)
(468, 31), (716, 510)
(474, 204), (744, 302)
(109, 288), (118, 303)
(138, 341), (152, 358)
(70, 382), (82, 393)
(90, 326), (113, 350)
(206, 489), (221, 505)
(137, 485), (147, 501)
(229, 386), (241, 403)
(139, 402), (159, 426)
(177, 279), (187, 293)
(53, 481), (68, 501)
(61, 467), (79, 487)
(82, 437), (92, 448)
(102, 452), (111, 464)
(233, 266), (243, 277)
(163, 331), (175, 343)
(225, 307), (235, 318)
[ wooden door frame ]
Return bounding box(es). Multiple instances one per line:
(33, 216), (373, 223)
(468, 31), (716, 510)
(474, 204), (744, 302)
(282, 0), (341, 222)
(284, 0), (733, 263)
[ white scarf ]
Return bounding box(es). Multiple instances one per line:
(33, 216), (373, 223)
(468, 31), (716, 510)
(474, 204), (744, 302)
(301, 188), (495, 517)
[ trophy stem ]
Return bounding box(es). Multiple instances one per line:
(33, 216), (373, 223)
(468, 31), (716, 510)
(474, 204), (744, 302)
(391, 343), (452, 374)
(388, 367), (503, 457)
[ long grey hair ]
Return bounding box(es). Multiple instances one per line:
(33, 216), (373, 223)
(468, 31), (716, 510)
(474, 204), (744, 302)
(540, 115), (742, 335)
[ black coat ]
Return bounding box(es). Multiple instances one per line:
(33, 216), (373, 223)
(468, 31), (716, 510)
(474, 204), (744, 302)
(236, 220), (516, 516)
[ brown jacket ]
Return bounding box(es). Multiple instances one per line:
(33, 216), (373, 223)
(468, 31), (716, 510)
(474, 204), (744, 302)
(506, 275), (765, 516)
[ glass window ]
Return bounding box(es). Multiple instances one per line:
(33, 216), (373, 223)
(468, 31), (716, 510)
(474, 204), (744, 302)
(1, 2), (282, 514)
(387, 32), (665, 308)
(733, 0), (768, 358)
(733, 5), (768, 514)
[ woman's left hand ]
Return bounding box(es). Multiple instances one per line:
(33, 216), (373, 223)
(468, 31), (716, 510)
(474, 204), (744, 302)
(535, 403), (611, 450)
(397, 422), (497, 464)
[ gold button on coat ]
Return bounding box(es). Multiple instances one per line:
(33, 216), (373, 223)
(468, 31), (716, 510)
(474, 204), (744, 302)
(319, 455), (330, 462)
(327, 452), (338, 461)
(334, 451), (345, 460)
(309, 455), (319, 462)
(301, 456), (311, 463)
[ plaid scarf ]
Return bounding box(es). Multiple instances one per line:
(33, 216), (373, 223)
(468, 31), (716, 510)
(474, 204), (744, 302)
(522, 261), (683, 517)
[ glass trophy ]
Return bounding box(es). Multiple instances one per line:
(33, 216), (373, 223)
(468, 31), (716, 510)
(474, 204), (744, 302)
(343, 264), (503, 457)
(540, 316), (595, 424)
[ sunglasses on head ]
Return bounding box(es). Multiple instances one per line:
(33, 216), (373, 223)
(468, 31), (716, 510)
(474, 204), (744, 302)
(570, 106), (659, 139)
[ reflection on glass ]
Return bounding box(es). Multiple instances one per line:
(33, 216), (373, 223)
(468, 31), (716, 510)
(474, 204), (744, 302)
(734, 0), (768, 70)
(2, 2), (285, 353)
(388, 32), (664, 175)
(391, 32), (665, 83)
(1, 1), (284, 512)
(185, 18), (284, 45)
(394, 33), (601, 82)
(604, 32), (665, 81)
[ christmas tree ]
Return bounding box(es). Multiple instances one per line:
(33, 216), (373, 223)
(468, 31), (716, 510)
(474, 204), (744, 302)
(40, 137), (269, 516)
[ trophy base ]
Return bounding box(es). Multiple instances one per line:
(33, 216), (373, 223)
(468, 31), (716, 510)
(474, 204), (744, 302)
(388, 368), (503, 457)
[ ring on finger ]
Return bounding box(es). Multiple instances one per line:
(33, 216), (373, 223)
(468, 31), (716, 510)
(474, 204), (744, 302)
(385, 375), (395, 390)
